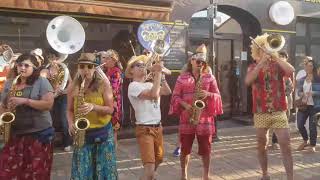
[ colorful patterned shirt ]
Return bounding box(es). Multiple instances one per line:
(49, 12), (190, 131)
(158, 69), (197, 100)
(104, 66), (123, 130)
(248, 62), (287, 113)
(169, 72), (223, 135)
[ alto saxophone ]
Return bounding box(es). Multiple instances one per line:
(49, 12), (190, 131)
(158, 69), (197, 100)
(0, 74), (21, 143)
(74, 78), (90, 148)
(189, 68), (206, 125)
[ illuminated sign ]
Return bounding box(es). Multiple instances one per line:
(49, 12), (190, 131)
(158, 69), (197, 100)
(305, 0), (320, 3)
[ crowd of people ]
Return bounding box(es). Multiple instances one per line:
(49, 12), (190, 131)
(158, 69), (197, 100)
(0, 32), (318, 180)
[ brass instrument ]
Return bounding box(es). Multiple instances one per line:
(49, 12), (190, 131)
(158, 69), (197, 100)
(74, 78), (90, 147)
(46, 15), (85, 94)
(145, 39), (171, 81)
(0, 74), (21, 143)
(250, 33), (285, 56)
(137, 20), (172, 81)
(189, 67), (206, 125)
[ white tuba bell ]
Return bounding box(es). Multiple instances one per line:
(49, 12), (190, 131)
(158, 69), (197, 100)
(46, 16), (85, 54)
(46, 16), (85, 93)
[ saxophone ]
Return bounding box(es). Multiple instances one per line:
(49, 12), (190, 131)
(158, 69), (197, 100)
(189, 68), (206, 125)
(0, 74), (21, 143)
(74, 78), (90, 148)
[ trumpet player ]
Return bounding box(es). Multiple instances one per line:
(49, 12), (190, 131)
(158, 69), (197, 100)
(245, 34), (295, 180)
(0, 53), (55, 179)
(67, 53), (118, 179)
(126, 55), (171, 180)
(169, 44), (223, 180)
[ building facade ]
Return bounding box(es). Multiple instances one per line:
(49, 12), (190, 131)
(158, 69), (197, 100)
(1, 0), (320, 129)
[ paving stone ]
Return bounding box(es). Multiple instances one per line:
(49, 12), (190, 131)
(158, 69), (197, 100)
(51, 122), (320, 180)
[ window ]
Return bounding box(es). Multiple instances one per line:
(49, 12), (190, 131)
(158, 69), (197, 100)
(296, 22), (306, 36)
(310, 23), (320, 37)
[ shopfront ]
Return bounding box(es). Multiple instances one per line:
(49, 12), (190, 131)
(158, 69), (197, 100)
(1, 0), (320, 132)
(171, 0), (320, 120)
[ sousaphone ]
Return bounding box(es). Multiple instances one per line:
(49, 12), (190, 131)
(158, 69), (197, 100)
(46, 16), (86, 92)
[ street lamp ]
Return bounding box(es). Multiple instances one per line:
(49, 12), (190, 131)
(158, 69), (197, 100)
(207, 0), (217, 75)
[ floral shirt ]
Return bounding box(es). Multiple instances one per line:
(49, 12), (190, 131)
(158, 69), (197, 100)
(248, 62), (287, 113)
(169, 72), (223, 135)
(104, 66), (123, 130)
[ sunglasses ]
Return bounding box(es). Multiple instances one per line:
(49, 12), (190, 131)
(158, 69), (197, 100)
(193, 59), (205, 65)
(17, 62), (34, 68)
(79, 64), (94, 69)
(132, 63), (146, 68)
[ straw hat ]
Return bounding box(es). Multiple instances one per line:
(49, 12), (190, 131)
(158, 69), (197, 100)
(125, 55), (148, 78)
(77, 53), (99, 65)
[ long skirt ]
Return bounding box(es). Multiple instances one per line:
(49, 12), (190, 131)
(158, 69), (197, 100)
(0, 136), (53, 179)
(71, 123), (118, 180)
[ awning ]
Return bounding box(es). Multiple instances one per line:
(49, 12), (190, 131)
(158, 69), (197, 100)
(0, 0), (174, 21)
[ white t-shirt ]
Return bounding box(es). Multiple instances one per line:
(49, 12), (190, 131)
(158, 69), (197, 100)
(303, 80), (314, 105)
(128, 81), (161, 125)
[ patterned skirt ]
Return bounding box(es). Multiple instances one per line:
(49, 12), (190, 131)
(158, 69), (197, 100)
(71, 123), (118, 180)
(0, 135), (53, 180)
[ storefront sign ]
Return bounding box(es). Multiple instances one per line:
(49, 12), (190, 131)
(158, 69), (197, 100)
(305, 0), (320, 3)
(137, 20), (170, 52)
(162, 23), (187, 70)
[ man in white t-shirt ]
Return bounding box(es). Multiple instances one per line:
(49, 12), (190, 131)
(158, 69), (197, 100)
(125, 55), (171, 180)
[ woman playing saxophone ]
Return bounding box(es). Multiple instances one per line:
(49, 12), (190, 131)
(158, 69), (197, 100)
(67, 53), (118, 179)
(0, 53), (55, 179)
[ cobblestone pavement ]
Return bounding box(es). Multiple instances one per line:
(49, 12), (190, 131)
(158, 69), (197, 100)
(51, 122), (320, 180)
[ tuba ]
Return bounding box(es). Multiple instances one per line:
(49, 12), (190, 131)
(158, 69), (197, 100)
(189, 67), (206, 125)
(0, 74), (21, 143)
(74, 78), (90, 148)
(46, 16), (85, 93)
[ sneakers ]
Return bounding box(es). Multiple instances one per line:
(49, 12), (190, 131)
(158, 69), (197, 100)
(173, 147), (181, 157)
(64, 146), (72, 152)
(305, 146), (316, 153)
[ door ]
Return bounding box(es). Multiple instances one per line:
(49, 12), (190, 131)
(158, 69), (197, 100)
(216, 39), (240, 118)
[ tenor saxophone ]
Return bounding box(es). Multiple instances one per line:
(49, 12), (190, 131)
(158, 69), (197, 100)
(0, 74), (21, 143)
(74, 78), (90, 148)
(189, 68), (206, 125)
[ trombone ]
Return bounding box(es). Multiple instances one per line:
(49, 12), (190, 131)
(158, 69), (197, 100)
(250, 33), (285, 58)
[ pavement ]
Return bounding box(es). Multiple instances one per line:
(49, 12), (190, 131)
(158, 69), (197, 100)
(51, 121), (320, 180)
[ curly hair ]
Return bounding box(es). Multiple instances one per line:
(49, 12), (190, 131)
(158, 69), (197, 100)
(250, 33), (268, 61)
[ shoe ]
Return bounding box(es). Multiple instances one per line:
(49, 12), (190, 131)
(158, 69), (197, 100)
(305, 146), (316, 153)
(213, 136), (220, 142)
(64, 146), (72, 152)
(271, 143), (280, 150)
(173, 147), (181, 157)
(296, 142), (308, 151)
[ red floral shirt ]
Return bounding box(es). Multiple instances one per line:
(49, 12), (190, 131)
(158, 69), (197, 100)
(248, 62), (287, 113)
(169, 72), (223, 135)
